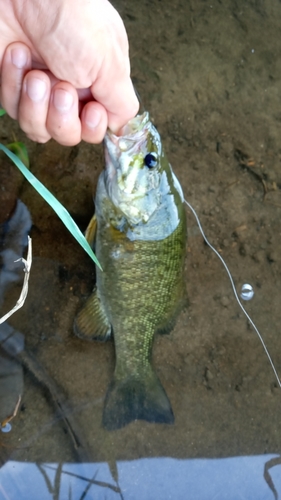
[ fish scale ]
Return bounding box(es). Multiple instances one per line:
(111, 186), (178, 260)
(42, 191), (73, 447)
(96, 216), (186, 369)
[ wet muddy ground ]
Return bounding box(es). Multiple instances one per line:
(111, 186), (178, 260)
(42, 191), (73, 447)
(1, 0), (281, 494)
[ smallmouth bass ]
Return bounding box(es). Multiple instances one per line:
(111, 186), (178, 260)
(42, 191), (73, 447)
(74, 112), (186, 430)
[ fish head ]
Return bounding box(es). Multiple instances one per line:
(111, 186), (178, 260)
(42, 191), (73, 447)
(104, 112), (164, 225)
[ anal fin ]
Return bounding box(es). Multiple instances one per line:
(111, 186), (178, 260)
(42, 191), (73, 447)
(73, 287), (111, 341)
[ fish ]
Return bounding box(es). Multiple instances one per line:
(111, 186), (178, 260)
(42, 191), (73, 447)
(74, 111), (187, 430)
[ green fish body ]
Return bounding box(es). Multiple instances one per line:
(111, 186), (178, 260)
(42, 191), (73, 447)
(74, 112), (186, 430)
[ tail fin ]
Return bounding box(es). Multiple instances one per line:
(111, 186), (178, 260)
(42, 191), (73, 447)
(102, 369), (174, 430)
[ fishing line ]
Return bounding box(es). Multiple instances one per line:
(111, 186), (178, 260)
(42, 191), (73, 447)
(184, 198), (281, 390)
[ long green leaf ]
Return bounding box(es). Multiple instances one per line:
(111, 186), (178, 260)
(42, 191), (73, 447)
(7, 141), (30, 169)
(0, 108), (6, 117)
(0, 143), (102, 270)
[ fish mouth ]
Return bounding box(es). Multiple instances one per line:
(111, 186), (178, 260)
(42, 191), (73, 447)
(118, 112), (150, 136)
(109, 112), (149, 137)
(104, 160), (157, 225)
(104, 111), (161, 225)
(104, 111), (154, 199)
(105, 112), (150, 152)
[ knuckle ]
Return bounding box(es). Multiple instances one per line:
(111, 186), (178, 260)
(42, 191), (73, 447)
(26, 133), (51, 144)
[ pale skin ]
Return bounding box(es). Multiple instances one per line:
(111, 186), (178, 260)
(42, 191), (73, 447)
(0, 0), (139, 145)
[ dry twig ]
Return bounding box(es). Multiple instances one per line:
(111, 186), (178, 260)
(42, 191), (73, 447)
(0, 236), (32, 324)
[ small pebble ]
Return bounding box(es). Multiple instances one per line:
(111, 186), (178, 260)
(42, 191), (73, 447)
(240, 283), (254, 301)
(253, 250), (264, 263)
(221, 296), (230, 307)
(267, 251), (277, 263)
(240, 243), (251, 256)
(206, 368), (214, 381)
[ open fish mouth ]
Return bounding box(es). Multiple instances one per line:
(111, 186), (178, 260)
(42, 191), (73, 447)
(105, 112), (160, 159)
(109, 112), (150, 140)
(104, 112), (162, 226)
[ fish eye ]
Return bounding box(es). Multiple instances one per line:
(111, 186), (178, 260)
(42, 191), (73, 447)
(144, 152), (158, 168)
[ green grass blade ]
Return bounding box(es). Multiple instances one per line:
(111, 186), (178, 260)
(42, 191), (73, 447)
(0, 108), (6, 117)
(7, 142), (30, 169)
(0, 143), (102, 270)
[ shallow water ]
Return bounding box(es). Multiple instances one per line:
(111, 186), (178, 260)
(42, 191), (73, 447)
(1, 0), (281, 498)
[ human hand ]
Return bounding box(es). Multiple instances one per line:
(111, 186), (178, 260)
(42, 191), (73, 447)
(0, 0), (139, 145)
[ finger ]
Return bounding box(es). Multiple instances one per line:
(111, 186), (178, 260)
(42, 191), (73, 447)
(47, 82), (81, 146)
(92, 75), (139, 135)
(0, 42), (32, 119)
(80, 101), (108, 144)
(18, 69), (51, 143)
(88, 2), (139, 133)
(107, 79), (139, 134)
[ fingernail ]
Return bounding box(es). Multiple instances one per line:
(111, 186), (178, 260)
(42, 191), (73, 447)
(26, 77), (47, 102)
(85, 108), (101, 129)
(53, 89), (73, 112)
(11, 48), (27, 69)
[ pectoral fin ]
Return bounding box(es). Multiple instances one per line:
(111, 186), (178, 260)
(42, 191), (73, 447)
(73, 288), (111, 341)
(85, 214), (97, 248)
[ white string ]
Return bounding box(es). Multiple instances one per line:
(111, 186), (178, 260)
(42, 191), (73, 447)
(184, 199), (281, 389)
